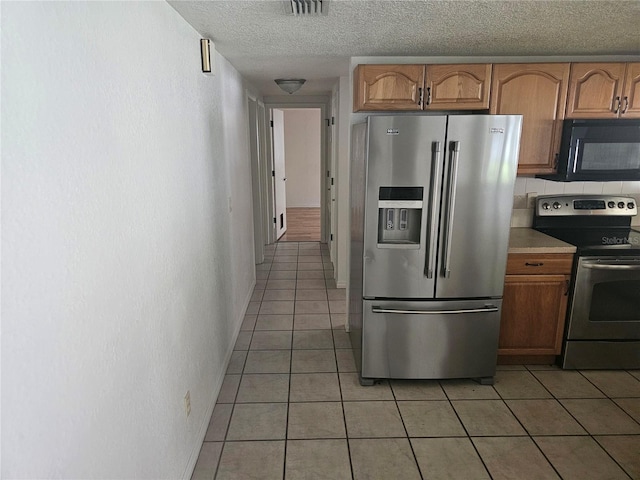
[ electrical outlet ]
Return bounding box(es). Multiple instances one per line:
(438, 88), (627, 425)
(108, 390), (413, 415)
(184, 390), (191, 417)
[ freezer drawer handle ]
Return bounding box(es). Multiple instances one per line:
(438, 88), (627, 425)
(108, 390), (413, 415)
(425, 141), (442, 278)
(442, 141), (460, 278)
(371, 305), (499, 315)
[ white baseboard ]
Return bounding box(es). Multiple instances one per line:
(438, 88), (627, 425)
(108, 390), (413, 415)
(183, 280), (255, 479)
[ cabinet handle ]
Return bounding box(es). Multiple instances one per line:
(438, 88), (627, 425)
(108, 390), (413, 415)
(426, 87), (432, 106)
(418, 87), (423, 106)
(621, 96), (629, 114)
(525, 262), (544, 267)
(564, 279), (570, 296)
(613, 96), (621, 114)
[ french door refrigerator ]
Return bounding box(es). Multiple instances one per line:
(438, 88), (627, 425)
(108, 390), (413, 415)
(349, 115), (522, 385)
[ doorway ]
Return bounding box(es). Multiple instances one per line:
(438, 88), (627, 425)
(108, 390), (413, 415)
(267, 104), (329, 245)
(275, 108), (322, 241)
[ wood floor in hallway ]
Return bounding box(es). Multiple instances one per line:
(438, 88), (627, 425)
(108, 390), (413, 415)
(279, 207), (320, 242)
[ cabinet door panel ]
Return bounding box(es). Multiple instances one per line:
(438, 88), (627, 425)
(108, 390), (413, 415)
(490, 64), (570, 175)
(622, 63), (640, 118)
(353, 64), (425, 111)
(499, 274), (569, 355)
(426, 64), (491, 110)
(566, 63), (626, 118)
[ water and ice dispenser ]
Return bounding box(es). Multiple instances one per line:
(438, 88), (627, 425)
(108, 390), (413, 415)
(377, 187), (423, 248)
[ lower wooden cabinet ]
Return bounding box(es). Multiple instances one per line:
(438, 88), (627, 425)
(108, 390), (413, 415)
(498, 253), (573, 360)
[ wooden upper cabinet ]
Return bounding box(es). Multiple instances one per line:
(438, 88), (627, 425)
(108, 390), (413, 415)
(622, 63), (640, 118)
(352, 64), (492, 112)
(566, 63), (640, 118)
(490, 63), (570, 175)
(566, 63), (626, 118)
(425, 64), (492, 110)
(353, 64), (425, 111)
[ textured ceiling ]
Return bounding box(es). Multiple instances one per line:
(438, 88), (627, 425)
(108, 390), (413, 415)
(169, 0), (640, 96)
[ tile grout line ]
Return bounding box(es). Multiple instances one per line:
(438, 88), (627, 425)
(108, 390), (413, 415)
(495, 386), (565, 480)
(574, 370), (639, 478)
(501, 369), (639, 479)
(334, 319), (356, 480)
(390, 383), (425, 480)
(281, 250), (296, 480)
(441, 383), (495, 479)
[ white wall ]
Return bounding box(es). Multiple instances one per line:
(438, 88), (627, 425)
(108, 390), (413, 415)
(283, 109), (321, 207)
(1, 3), (255, 479)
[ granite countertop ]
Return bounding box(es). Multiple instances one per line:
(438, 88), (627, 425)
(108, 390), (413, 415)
(508, 228), (577, 254)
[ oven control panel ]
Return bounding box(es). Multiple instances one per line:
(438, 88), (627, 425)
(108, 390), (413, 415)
(536, 195), (637, 216)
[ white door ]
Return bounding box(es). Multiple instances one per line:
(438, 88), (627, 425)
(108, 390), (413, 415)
(272, 109), (287, 239)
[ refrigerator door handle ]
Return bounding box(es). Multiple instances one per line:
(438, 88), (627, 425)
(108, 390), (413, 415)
(425, 141), (442, 278)
(442, 141), (460, 278)
(372, 305), (499, 315)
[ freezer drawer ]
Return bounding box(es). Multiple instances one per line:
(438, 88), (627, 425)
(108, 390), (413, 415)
(359, 299), (501, 381)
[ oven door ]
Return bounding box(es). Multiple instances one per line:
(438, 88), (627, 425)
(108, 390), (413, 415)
(567, 256), (640, 340)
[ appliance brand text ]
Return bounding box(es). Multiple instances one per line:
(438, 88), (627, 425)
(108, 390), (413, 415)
(602, 236), (639, 245)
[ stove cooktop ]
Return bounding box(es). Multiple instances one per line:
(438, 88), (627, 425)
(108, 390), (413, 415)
(535, 226), (640, 255)
(532, 195), (640, 256)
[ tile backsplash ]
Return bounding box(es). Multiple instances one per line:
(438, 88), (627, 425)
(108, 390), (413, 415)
(511, 178), (640, 227)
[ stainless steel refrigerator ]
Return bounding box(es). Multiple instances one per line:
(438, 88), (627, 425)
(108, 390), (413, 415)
(349, 114), (522, 385)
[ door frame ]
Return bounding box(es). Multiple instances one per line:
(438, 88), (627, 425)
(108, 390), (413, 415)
(263, 98), (330, 245)
(247, 93), (269, 263)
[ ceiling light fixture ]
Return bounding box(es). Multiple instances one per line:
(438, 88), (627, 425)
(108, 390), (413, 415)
(274, 78), (306, 94)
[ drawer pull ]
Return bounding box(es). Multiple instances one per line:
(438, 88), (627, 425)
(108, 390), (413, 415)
(525, 262), (544, 267)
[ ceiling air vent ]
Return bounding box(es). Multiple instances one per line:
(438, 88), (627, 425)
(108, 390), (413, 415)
(286, 0), (329, 16)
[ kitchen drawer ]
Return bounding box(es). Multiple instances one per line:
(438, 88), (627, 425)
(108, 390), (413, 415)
(506, 254), (573, 275)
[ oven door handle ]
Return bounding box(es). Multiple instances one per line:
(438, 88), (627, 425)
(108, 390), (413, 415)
(372, 305), (499, 315)
(582, 261), (640, 270)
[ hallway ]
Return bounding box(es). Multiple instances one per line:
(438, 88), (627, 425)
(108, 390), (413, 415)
(191, 241), (640, 480)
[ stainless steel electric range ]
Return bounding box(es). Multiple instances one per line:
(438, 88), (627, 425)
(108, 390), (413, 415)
(533, 195), (640, 369)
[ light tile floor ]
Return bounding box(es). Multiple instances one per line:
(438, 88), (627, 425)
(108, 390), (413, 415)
(192, 241), (640, 480)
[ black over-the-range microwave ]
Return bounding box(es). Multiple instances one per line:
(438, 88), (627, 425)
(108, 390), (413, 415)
(538, 118), (640, 182)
